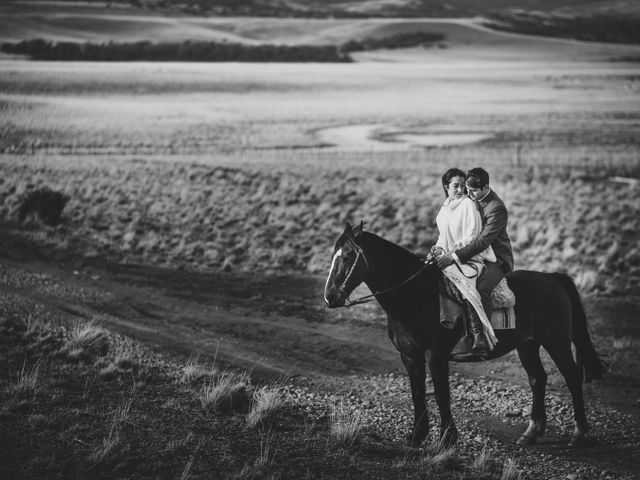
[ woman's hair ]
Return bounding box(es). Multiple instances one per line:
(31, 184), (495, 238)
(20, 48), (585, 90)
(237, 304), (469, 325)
(441, 168), (466, 197)
(466, 167), (490, 189)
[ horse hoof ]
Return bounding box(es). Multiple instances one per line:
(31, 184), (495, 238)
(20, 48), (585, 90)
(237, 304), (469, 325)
(516, 435), (536, 446)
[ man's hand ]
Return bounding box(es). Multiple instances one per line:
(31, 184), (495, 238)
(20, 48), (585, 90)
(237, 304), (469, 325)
(437, 252), (455, 269)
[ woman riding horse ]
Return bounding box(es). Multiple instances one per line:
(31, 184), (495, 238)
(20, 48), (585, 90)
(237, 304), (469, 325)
(324, 222), (606, 448)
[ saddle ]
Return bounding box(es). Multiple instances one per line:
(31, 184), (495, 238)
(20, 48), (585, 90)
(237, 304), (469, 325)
(439, 276), (516, 361)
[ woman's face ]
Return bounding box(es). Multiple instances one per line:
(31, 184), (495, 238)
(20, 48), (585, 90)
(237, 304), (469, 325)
(446, 175), (466, 201)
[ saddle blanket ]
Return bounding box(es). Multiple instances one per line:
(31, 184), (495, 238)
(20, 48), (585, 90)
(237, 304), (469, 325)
(490, 278), (516, 330)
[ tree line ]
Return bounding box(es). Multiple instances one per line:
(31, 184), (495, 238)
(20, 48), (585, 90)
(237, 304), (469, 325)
(1, 32), (445, 62)
(0, 39), (351, 62)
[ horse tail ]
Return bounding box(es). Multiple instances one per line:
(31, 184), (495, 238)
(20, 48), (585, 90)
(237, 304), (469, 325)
(553, 272), (607, 382)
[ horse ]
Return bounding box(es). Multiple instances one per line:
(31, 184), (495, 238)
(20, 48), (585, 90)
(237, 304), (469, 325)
(323, 222), (606, 448)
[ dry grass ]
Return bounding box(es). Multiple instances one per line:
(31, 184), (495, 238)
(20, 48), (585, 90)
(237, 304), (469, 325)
(89, 390), (135, 464)
(246, 386), (283, 428)
(10, 360), (42, 399)
(181, 352), (217, 385)
(329, 399), (364, 448)
(500, 458), (521, 480)
(419, 433), (463, 472)
(199, 371), (251, 413)
(472, 443), (493, 473)
(61, 319), (109, 361)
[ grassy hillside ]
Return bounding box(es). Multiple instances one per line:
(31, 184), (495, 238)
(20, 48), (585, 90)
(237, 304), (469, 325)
(36, 0), (632, 18)
(1, 0), (640, 46)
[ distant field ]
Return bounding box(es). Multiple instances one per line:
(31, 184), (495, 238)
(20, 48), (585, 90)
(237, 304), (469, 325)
(1, 6), (639, 298)
(1, 44), (639, 296)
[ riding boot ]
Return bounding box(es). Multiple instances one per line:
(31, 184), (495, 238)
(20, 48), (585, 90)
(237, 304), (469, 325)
(469, 313), (488, 358)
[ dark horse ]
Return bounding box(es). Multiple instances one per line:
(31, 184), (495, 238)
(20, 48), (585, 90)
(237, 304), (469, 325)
(323, 222), (606, 448)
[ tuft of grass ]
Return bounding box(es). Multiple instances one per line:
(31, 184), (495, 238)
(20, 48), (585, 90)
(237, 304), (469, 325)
(420, 446), (461, 471)
(246, 386), (283, 428)
(181, 352), (216, 385)
(500, 458), (521, 480)
(419, 432), (463, 472)
(89, 391), (135, 464)
(62, 320), (109, 361)
(199, 372), (250, 413)
(10, 360), (42, 398)
(472, 443), (493, 473)
(89, 419), (121, 463)
(329, 399), (364, 448)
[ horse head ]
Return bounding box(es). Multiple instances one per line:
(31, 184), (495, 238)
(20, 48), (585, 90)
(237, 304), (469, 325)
(323, 221), (370, 308)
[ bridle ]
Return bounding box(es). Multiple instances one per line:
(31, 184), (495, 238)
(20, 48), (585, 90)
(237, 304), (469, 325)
(337, 242), (369, 298)
(338, 239), (435, 308)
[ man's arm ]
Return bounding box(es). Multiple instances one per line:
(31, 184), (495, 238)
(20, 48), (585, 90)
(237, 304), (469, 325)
(455, 202), (507, 264)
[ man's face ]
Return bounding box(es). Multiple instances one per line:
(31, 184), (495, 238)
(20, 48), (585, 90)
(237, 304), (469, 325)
(466, 182), (488, 201)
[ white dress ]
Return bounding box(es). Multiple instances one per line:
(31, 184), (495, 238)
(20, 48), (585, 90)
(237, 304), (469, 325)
(435, 196), (498, 348)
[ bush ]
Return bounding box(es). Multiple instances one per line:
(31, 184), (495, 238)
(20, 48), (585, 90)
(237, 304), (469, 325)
(17, 187), (70, 226)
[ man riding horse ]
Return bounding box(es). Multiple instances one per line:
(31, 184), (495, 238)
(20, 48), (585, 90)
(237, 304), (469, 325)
(435, 167), (514, 358)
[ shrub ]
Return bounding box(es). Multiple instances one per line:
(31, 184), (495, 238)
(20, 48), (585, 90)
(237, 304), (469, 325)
(17, 187), (70, 226)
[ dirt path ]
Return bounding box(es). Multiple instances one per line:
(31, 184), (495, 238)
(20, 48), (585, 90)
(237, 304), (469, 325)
(2, 233), (640, 477)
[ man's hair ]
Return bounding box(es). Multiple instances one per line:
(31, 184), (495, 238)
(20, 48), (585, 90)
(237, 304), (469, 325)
(466, 167), (490, 189)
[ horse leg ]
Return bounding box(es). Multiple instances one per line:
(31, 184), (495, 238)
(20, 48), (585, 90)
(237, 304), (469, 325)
(515, 341), (547, 446)
(545, 347), (589, 447)
(426, 348), (458, 447)
(401, 350), (429, 447)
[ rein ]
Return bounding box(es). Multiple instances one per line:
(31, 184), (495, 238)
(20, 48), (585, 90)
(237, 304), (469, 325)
(343, 252), (435, 308)
(340, 247), (478, 308)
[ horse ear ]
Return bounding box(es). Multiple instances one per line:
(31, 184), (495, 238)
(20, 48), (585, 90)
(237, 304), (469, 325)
(343, 222), (353, 234)
(352, 221), (365, 239)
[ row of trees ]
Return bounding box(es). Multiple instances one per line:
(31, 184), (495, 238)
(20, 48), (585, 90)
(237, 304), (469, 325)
(1, 32), (447, 62)
(1, 39), (352, 62)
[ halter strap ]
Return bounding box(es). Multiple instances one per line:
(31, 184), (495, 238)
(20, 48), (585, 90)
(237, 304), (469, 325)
(338, 243), (368, 294)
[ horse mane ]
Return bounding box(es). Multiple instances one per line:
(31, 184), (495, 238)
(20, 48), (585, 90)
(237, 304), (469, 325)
(362, 231), (423, 265)
(361, 230), (432, 283)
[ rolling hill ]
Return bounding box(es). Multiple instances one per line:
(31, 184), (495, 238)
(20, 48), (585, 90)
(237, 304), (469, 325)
(1, 0), (639, 48)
